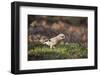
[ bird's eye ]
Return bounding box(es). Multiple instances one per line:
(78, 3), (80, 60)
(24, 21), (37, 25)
(61, 36), (65, 38)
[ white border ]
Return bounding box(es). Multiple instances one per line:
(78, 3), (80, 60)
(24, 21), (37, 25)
(20, 6), (95, 70)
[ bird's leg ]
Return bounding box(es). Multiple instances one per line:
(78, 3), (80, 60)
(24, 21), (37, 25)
(53, 46), (55, 49)
(50, 45), (53, 49)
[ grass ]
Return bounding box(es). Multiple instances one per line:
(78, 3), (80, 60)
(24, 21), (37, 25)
(28, 43), (88, 60)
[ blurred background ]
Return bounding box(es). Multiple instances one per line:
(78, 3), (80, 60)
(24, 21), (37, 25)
(28, 15), (88, 48)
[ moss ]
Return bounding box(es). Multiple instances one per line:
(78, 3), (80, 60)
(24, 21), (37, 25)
(28, 43), (88, 60)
